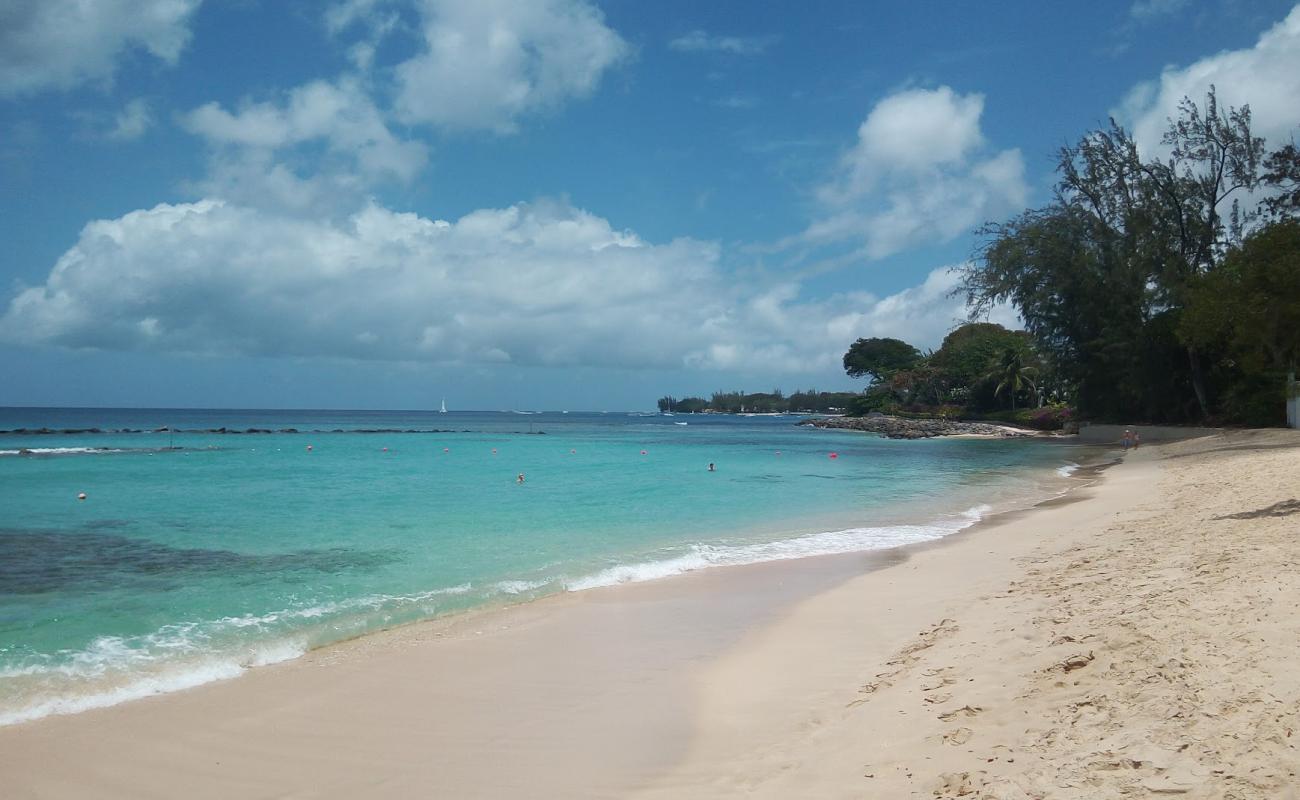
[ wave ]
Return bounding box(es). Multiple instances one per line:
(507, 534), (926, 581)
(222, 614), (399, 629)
(0, 582), (474, 727)
(0, 447), (127, 456)
(564, 505), (992, 592)
(1055, 461), (1081, 478)
(0, 641), (303, 727)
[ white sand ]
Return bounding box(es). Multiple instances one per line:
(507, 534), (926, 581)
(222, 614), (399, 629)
(3, 430), (1297, 798)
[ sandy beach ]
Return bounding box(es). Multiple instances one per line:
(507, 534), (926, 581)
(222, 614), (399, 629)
(4, 429), (1299, 798)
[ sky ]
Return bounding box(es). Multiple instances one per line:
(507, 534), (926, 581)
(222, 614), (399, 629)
(1, 0), (1298, 411)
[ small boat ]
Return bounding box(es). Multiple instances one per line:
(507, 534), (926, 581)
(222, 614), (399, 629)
(440, 397), (447, 414)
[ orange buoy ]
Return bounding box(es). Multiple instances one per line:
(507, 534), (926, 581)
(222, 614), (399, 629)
(828, 452), (838, 459)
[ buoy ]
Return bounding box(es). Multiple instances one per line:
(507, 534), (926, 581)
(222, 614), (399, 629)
(77, 492), (86, 501)
(828, 452), (838, 459)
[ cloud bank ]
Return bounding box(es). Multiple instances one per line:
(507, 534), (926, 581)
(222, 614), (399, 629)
(0, 199), (987, 371)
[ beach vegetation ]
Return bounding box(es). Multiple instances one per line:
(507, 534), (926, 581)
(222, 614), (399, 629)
(959, 87), (1299, 425)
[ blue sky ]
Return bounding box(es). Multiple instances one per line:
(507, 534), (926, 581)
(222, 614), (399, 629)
(2, 0), (1298, 410)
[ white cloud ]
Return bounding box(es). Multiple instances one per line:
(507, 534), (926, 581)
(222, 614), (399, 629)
(106, 98), (154, 141)
(799, 86), (1028, 260)
(0, 198), (991, 372)
(393, 0), (630, 132)
(1129, 0), (1189, 20)
(180, 76), (428, 201)
(0, 0), (202, 96)
(668, 30), (777, 56)
(1119, 5), (1300, 155)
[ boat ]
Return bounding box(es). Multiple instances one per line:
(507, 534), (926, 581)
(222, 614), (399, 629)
(440, 397), (447, 414)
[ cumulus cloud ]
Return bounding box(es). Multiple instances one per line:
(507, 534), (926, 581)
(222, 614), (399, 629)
(798, 86), (1028, 260)
(1119, 5), (1300, 154)
(668, 30), (777, 56)
(106, 98), (153, 141)
(181, 76), (428, 185)
(393, 0), (630, 132)
(0, 0), (202, 96)
(0, 198), (990, 371)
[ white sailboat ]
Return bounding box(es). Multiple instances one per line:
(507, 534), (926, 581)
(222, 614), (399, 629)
(440, 397), (447, 414)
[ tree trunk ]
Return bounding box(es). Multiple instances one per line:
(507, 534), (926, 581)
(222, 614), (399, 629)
(1187, 345), (1209, 420)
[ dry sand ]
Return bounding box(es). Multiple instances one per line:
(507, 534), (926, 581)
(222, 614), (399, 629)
(637, 430), (1300, 799)
(3, 430), (1298, 798)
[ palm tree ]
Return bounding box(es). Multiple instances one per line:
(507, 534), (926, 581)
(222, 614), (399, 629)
(989, 346), (1038, 411)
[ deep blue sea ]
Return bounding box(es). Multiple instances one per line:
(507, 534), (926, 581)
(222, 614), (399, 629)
(0, 408), (1088, 725)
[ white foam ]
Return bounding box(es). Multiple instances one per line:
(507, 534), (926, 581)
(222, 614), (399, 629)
(0, 447), (124, 456)
(0, 640), (306, 727)
(565, 505), (993, 592)
(0, 582), (480, 726)
(492, 579), (549, 595)
(1056, 462), (1081, 478)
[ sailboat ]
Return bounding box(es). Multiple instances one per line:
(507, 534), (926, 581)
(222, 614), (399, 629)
(440, 397), (447, 414)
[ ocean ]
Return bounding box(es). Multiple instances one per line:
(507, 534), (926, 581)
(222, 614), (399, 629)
(0, 408), (1088, 726)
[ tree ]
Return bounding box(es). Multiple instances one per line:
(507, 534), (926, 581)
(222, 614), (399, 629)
(964, 89), (1269, 422)
(988, 345), (1038, 411)
(1181, 218), (1300, 377)
(843, 337), (923, 382)
(1262, 143), (1300, 219)
(930, 323), (1034, 410)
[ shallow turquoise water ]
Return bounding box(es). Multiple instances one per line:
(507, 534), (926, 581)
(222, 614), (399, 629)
(0, 409), (1085, 724)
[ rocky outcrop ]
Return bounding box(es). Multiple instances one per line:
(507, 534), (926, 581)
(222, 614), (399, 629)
(799, 414), (1036, 439)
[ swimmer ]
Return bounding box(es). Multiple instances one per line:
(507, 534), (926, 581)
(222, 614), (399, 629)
(708, 462), (715, 472)
(517, 473), (525, 484)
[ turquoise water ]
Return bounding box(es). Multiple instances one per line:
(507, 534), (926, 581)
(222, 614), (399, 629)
(0, 408), (1086, 725)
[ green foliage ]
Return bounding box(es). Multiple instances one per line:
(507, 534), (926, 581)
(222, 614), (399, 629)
(842, 337), (923, 382)
(962, 87), (1294, 424)
(657, 396), (708, 413)
(1181, 219), (1300, 374)
(930, 323), (1034, 411)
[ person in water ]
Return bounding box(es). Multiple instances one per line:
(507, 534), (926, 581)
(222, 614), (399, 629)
(708, 462), (715, 472)
(517, 473), (525, 484)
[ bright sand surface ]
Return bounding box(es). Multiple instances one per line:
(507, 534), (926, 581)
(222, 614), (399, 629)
(3, 429), (1299, 798)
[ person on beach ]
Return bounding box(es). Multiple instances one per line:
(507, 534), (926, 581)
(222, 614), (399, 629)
(1132, 431), (1141, 449)
(1121, 430), (1133, 450)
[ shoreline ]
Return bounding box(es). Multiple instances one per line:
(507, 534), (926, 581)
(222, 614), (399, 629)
(6, 431), (1294, 797)
(801, 413), (1046, 439)
(0, 437), (1092, 730)
(0, 443), (1108, 798)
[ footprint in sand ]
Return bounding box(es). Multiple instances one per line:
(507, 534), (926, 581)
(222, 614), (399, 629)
(942, 727), (974, 745)
(938, 704), (984, 721)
